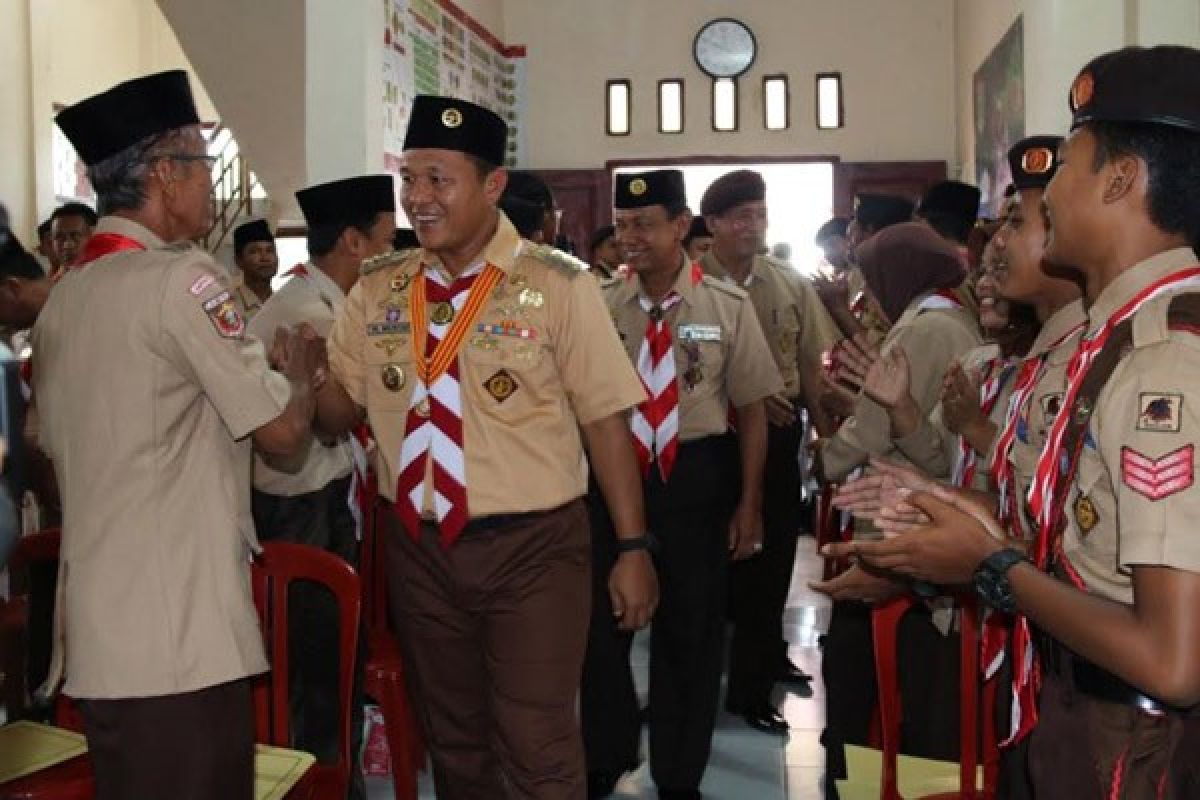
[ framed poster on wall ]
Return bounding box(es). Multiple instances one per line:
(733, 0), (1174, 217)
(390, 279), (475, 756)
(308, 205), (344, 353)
(973, 16), (1024, 218)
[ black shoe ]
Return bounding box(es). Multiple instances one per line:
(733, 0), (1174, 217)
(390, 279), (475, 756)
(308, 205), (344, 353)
(742, 704), (789, 734)
(658, 789), (702, 800)
(588, 769), (622, 799)
(778, 657), (813, 685)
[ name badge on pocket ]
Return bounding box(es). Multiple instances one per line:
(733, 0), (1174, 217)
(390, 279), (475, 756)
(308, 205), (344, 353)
(677, 324), (721, 342)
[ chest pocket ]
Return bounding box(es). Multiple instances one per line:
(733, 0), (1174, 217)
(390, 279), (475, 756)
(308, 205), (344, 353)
(673, 328), (727, 396)
(462, 322), (552, 414)
(364, 322), (416, 412)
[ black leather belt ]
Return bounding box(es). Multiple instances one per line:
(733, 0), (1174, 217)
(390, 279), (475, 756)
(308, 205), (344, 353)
(417, 503), (566, 537)
(1071, 658), (1181, 715)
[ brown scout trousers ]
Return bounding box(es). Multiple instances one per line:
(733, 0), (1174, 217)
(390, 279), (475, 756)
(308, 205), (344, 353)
(383, 498), (590, 800)
(78, 678), (255, 800)
(1027, 671), (1200, 799)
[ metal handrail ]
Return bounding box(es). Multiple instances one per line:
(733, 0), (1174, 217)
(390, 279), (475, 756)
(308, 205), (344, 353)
(202, 123), (262, 251)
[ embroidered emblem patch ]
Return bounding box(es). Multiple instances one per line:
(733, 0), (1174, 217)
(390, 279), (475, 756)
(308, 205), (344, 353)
(1070, 71), (1095, 111)
(1073, 494), (1098, 535)
(1121, 444), (1194, 501)
(202, 291), (245, 339)
(1136, 393), (1183, 433)
(189, 274), (215, 296)
(484, 369), (518, 403)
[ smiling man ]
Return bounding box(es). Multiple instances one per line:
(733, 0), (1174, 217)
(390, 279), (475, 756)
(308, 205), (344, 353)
(582, 169), (781, 800)
(827, 46), (1200, 799)
(315, 95), (654, 800)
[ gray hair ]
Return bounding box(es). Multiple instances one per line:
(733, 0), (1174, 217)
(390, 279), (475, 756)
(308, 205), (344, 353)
(87, 126), (197, 216)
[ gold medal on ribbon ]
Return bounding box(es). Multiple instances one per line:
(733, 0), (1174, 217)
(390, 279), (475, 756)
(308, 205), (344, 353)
(381, 364), (406, 392)
(431, 301), (455, 325)
(415, 397), (432, 418)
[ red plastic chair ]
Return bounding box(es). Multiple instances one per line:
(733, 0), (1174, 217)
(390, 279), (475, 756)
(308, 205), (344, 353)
(250, 541), (362, 800)
(0, 529), (95, 800)
(359, 495), (424, 800)
(871, 594), (999, 800)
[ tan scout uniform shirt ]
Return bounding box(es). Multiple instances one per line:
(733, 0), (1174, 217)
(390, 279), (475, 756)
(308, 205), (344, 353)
(895, 343), (1008, 489)
(1007, 300), (1086, 536)
(32, 216), (287, 698)
(605, 255), (784, 441)
(232, 278), (267, 319)
(329, 214), (645, 516)
(821, 295), (981, 482)
(700, 251), (840, 404)
(249, 265), (353, 496)
(1061, 249), (1200, 604)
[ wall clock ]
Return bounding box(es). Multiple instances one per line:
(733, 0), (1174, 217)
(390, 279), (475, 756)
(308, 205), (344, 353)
(693, 18), (757, 79)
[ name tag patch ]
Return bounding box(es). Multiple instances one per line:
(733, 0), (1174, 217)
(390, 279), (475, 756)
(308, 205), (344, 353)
(677, 324), (721, 342)
(367, 321), (412, 336)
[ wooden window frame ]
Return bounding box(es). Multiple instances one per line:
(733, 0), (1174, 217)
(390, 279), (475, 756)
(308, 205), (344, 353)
(763, 74), (789, 131)
(606, 79), (632, 136)
(816, 72), (844, 130)
(657, 79), (685, 134)
(711, 77), (739, 133)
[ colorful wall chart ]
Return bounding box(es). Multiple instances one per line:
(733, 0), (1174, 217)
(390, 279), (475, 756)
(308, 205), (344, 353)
(382, 0), (526, 173)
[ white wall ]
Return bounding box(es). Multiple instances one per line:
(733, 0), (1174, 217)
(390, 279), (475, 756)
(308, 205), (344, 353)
(503, 0), (958, 169)
(955, 0), (1200, 187)
(451, 0), (505, 41)
(1, 0), (217, 244)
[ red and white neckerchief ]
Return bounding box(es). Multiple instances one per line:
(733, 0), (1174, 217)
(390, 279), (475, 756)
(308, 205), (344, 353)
(951, 357), (1014, 488)
(393, 261), (504, 547)
(75, 232), (146, 267)
(1002, 265), (1200, 746)
(631, 290), (684, 481)
(989, 321), (1085, 540)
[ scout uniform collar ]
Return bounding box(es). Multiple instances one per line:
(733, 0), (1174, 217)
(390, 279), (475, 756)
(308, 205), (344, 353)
(92, 215), (166, 250)
(419, 211), (521, 283)
(1085, 247), (1199, 336)
(1026, 299), (1086, 360)
(622, 250), (703, 311)
(700, 249), (763, 288)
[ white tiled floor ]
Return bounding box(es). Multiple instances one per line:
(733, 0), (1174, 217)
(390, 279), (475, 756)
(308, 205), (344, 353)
(368, 537), (831, 800)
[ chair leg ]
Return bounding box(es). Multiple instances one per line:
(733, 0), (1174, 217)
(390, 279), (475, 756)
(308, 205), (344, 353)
(379, 676), (420, 800)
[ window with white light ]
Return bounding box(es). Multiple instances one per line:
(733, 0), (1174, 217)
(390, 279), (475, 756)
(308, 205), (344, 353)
(764, 75), (789, 131)
(712, 78), (737, 132)
(658, 80), (684, 134)
(606, 80), (631, 136)
(816, 72), (843, 130)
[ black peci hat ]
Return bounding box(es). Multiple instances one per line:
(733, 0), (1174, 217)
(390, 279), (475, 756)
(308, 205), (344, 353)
(614, 170), (687, 210)
(1007, 136), (1064, 191)
(295, 176), (395, 227)
(1070, 46), (1200, 134)
(403, 95), (508, 166)
(854, 194), (915, 231)
(56, 70), (201, 166)
(233, 219), (274, 254)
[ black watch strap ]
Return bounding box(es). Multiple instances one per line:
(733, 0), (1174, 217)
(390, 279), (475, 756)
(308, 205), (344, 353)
(972, 547), (1026, 613)
(615, 534), (655, 554)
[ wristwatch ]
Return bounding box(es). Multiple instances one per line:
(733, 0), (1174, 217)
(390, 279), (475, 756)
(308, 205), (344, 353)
(971, 548), (1027, 613)
(615, 533), (657, 554)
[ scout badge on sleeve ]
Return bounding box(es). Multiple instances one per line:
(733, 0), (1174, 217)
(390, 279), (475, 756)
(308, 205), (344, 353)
(1136, 393), (1182, 433)
(1121, 444), (1194, 501)
(203, 291), (246, 338)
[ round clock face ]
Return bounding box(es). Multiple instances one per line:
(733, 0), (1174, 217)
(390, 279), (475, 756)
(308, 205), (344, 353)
(693, 18), (757, 78)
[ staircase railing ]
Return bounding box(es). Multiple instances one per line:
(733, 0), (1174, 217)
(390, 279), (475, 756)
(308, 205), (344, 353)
(203, 124), (261, 251)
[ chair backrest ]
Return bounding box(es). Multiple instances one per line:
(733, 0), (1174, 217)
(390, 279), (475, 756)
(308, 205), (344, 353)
(870, 594), (999, 800)
(250, 541), (361, 789)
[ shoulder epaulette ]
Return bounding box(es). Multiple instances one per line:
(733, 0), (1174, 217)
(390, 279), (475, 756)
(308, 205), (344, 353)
(701, 274), (747, 299)
(524, 243), (588, 279)
(1167, 292), (1200, 334)
(361, 249), (414, 276)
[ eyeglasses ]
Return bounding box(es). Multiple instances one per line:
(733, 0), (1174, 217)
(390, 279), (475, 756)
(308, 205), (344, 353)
(163, 153), (218, 167)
